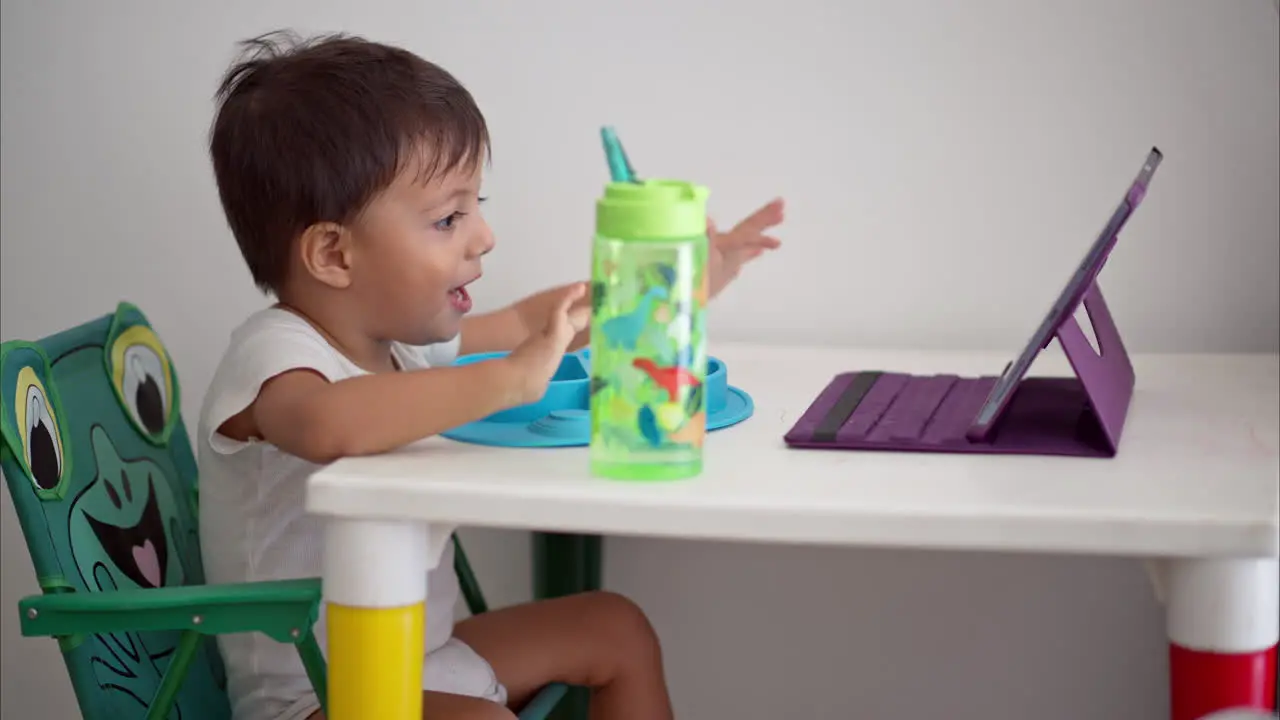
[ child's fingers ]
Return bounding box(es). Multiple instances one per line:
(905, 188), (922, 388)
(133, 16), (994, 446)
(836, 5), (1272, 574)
(751, 234), (782, 250)
(715, 226), (782, 250)
(550, 311), (589, 354)
(732, 198), (785, 235)
(718, 235), (781, 263)
(548, 284), (589, 338)
(566, 304), (591, 334)
(540, 283), (585, 340)
(556, 282), (587, 314)
(570, 285), (594, 312)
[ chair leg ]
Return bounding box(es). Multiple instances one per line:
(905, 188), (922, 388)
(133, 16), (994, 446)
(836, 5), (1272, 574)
(296, 631), (330, 718)
(533, 532), (602, 720)
(146, 630), (202, 720)
(517, 683), (571, 720)
(454, 532), (490, 616)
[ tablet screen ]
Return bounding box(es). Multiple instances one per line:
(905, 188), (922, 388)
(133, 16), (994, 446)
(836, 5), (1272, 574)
(966, 147), (1163, 440)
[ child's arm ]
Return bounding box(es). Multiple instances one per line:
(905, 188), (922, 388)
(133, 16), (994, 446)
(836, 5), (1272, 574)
(460, 199), (783, 354)
(246, 361), (522, 463)
(226, 284), (590, 464)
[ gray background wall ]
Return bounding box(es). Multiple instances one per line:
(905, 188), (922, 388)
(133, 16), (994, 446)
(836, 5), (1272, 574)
(3, 1), (1277, 717)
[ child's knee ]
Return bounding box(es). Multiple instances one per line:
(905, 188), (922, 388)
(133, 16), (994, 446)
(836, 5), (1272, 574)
(584, 590), (660, 653)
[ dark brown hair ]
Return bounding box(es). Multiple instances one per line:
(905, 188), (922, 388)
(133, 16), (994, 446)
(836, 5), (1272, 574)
(209, 31), (489, 293)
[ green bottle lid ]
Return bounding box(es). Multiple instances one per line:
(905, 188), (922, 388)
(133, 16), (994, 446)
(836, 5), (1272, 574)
(595, 179), (709, 241)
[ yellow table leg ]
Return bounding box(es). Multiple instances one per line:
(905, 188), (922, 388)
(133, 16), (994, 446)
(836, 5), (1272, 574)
(322, 518), (431, 720)
(328, 601), (425, 719)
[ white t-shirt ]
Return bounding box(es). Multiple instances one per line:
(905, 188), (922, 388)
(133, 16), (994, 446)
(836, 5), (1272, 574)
(197, 307), (462, 720)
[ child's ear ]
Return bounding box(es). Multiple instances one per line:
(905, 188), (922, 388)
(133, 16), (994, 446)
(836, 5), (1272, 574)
(298, 222), (353, 289)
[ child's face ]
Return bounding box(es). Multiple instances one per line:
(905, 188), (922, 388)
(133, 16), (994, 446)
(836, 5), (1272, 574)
(348, 159), (492, 346)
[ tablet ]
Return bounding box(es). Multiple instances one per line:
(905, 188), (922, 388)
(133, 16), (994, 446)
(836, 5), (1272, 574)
(966, 147), (1163, 441)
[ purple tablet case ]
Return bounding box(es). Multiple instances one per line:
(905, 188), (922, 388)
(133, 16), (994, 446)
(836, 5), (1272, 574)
(785, 148), (1161, 458)
(783, 282), (1132, 457)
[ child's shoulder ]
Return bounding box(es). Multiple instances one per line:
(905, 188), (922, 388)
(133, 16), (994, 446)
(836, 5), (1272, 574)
(199, 308), (350, 435)
(212, 306), (345, 381)
(213, 306), (354, 380)
(226, 305), (324, 348)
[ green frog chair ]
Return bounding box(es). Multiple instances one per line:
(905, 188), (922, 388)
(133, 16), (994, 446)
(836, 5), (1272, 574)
(1, 302), (569, 720)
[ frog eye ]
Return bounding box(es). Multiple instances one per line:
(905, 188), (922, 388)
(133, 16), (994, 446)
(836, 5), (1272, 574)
(16, 366), (67, 497)
(108, 325), (175, 444)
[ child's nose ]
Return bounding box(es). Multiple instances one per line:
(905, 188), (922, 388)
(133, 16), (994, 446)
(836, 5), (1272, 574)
(468, 220), (496, 258)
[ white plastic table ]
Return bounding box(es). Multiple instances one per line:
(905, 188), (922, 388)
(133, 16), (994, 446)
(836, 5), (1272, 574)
(307, 343), (1280, 720)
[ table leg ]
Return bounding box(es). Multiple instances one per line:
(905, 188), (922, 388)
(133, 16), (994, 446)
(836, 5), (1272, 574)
(533, 532), (602, 720)
(324, 518), (430, 720)
(1165, 557), (1278, 719)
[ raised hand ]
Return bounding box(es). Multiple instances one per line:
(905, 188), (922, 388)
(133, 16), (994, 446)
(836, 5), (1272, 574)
(707, 198), (784, 299)
(506, 282), (591, 403)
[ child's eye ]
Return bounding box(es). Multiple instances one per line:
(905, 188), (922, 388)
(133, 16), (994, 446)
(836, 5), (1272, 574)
(431, 198), (485, 232)
(433, 211), (466, 232)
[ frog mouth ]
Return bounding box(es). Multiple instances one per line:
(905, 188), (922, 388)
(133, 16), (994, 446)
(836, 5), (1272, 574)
(83, 474), (168, 589)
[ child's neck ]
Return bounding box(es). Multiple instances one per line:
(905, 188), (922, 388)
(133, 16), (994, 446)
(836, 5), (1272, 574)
(274, 296), (398, 374)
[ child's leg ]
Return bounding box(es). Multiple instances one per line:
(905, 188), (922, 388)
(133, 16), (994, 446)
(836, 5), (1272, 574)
(452, 590), (673, 720)
(307, 690), (515, 720)
(421, 691), (517, 719)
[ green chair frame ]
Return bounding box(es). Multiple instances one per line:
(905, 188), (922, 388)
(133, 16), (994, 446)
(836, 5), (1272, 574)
(17, 534), (569, 719)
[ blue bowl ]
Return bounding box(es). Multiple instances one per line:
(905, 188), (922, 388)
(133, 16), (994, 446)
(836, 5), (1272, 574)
(443, 349), (753, 447)
(451, 351), (589, 423)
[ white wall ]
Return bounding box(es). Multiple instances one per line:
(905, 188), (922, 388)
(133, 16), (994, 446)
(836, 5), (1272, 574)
(2, 1), (1276, 718)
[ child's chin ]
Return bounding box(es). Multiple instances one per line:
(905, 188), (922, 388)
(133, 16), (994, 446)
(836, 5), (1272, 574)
(407, 320), (460, 347)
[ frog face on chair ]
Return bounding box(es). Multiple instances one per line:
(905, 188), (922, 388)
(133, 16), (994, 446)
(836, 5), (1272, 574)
(0, 305), (195, 596)
(68, 426), (186, 592)
(0, 303), (228, 718)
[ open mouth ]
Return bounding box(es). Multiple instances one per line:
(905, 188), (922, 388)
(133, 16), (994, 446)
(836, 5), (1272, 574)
(449, 277), (478, 314)
(84, 474), (168, 589)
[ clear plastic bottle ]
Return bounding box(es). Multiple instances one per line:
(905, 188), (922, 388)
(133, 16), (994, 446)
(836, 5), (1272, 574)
(588, 179), (709, 480)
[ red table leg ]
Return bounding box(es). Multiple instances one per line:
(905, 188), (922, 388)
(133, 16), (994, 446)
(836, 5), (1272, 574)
(1166, 559), (1278, 720)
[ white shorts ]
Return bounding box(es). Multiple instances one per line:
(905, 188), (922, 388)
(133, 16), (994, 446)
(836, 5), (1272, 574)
(276, 637), (507, 720)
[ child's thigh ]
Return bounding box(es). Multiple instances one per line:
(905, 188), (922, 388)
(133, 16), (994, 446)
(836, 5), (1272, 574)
(423, 690), (517, 719)
(305, 691), (515, 720)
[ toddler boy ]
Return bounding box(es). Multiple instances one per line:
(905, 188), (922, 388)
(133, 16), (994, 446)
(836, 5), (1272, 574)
(198, 30), (783, 720)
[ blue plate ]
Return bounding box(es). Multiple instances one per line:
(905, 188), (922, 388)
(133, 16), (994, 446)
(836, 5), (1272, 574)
(440, 349), (754, 448)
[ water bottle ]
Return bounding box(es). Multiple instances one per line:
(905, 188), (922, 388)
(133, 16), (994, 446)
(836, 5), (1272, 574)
(589, 179), (709, 480)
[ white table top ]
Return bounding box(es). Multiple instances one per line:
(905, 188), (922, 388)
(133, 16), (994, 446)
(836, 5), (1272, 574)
(308, 343), (1280, 560)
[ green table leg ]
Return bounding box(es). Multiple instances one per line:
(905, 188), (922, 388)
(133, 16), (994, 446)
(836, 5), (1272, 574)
(533, 532), (602, 720)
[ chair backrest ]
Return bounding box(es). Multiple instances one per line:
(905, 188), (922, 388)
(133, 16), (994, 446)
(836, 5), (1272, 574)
(1, 302), (230, 720)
